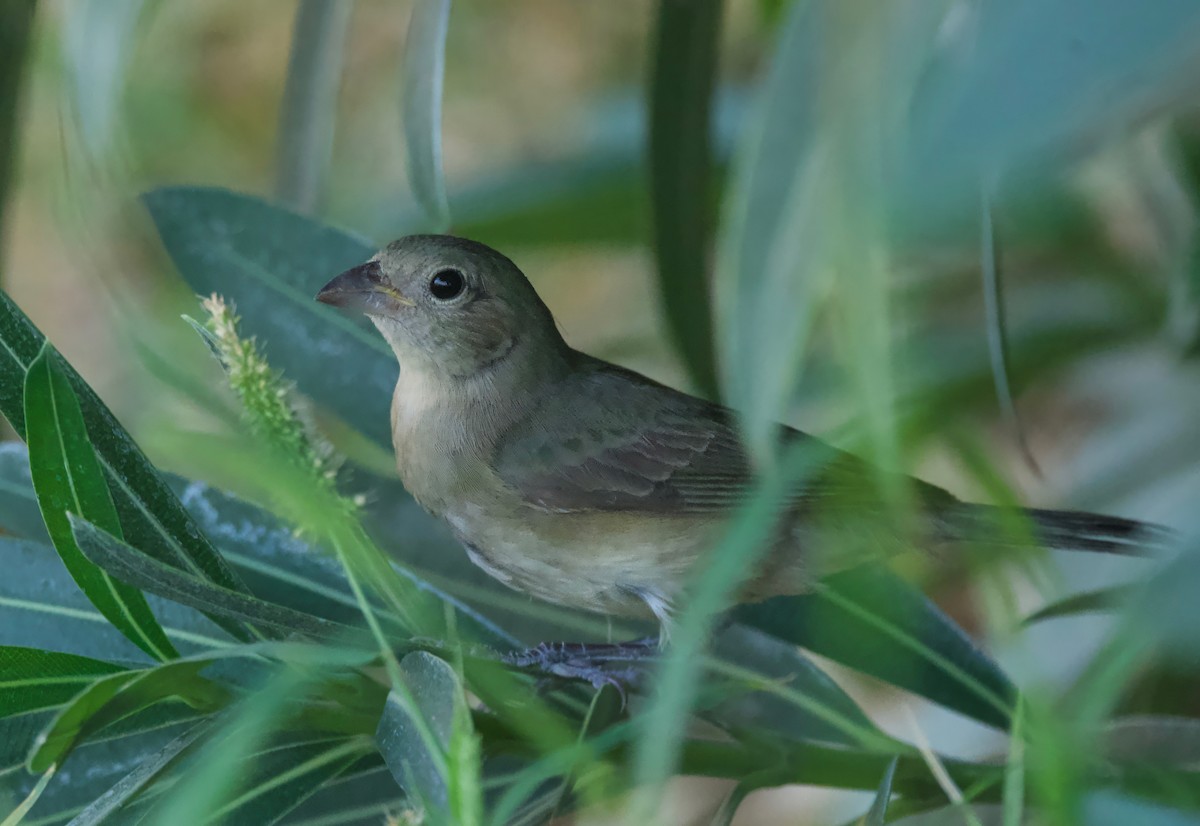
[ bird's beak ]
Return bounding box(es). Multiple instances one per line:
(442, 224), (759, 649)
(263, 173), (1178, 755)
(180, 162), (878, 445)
(315, 260), (414, 313)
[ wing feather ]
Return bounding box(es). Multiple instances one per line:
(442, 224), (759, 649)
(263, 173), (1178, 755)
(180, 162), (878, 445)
(492, 359), (903, 515)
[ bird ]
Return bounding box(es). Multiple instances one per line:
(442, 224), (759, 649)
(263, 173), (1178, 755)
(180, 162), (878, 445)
(315, 234), (1161, 647)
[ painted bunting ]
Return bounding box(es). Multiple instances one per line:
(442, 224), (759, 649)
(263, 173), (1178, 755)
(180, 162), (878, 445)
(316, 235), (1158, 642)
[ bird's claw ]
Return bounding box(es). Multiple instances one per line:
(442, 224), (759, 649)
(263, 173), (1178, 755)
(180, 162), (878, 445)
(501, 638), (658, 707)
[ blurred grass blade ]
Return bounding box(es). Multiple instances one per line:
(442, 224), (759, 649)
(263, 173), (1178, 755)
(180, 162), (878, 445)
(275, 0), (354, 214)
(400, 0), (452, 231)
(735, 567), (1016, 729)
(142, 187), (394, 450)
(709, 782), (752, 826)
(0, 0), (36, 282)
(209, 736), (375, 826)
(980, 190), (1039, 473)
(70, 515), (350, 640)
(28, 657), (227, 772)
(0, 647), (125, 719)
(66, 724), (205, 826)
(678, 738), (1000, 799)
(630, 441), (826, 819)
(60, 0), (149, 159)
(0, 291), (256, 642)
(713, 0), (829, 453)
(1104, 715), (1200, 767)
(24, 344), (178, 662)
(376, 651), (462, 820)
(648, 0), (721, 398)
(1, 704), (207, 821)
(1023, 585), (1133, 625)
(1, 766), (54, 826)
(141, 661), (319, 825)
(706, 625), (884, 748)
(864, 757), (899, 826)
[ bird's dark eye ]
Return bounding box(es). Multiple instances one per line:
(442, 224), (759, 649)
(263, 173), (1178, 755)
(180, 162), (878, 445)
(429, 269), (465, 301)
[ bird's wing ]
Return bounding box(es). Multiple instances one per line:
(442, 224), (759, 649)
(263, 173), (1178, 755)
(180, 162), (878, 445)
(492, 360), (927, 515)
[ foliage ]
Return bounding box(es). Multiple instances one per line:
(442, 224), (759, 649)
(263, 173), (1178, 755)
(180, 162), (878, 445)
(1, 1), (1200, 824)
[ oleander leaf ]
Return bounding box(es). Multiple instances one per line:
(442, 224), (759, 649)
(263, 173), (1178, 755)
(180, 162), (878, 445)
(24, 344), (178, 662)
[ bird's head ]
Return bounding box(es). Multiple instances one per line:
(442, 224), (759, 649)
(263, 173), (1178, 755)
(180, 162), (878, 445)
(316, 235), (565, 378)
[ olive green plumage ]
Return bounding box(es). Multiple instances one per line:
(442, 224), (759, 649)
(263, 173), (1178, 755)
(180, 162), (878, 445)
(316, 235), (1156, 631)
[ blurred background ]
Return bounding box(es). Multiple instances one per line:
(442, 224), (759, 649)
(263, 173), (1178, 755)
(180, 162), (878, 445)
(4, 1), (1200, 822)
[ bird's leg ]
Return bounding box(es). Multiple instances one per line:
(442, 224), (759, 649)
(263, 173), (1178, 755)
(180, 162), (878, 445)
(501, 637), (659, 698)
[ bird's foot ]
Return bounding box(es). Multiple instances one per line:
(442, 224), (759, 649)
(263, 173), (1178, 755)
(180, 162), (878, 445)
(502, 638), (659, 705)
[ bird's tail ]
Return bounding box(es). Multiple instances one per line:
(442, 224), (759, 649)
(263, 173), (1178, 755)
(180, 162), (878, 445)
(940, 504), (1173, 556)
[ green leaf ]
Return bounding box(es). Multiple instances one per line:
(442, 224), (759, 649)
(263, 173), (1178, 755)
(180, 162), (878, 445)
(864, 757), (899, 826)
(400, 0), (452, 231)
(901, 1), (1200, 227)
(0, 290), (256, 642)
(647, 0), (721, 398)
(141, 186), (394, 450)
(375, 651), (463, 819)
(70, 516), (351, 641)
(143, 661), (324, 825)
(65, 724), (205, 826)
(274, 0), (353, 214)
(1122, 535), (1200, 668)
(705, 625), (883, 748)
(28, 657), (227, 772)
(208, 736), (374, 826)
(1082, 791), (1200, 826)
(1, 446), (515, 652)
(275, 762), (405, 826)
(0, 536), (231, 665)
(1023, 584), (1133, 625)
(1104, 715), (1200, 767)
(0, 442), (48, 544)
(735, 567), (1017, 730)
(1, 765), (55, 826)
(24, 344), (178, 662)
(60, 0), (149, 159)
(0, 647), (125, 719)
(1, 704), (203, 824)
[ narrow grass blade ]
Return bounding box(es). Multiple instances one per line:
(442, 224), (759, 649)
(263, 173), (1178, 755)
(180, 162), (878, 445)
(736, 567), (1017, 730)
(0, 646), (125, 719)
(1023, 585), (1133, 626)
(28, 658), (227, 772)
(1, 766), (54, 826)
(629, 441), (826, 819)
(70, 516), (348, 641)
(141, 661), (323, 825)
(864, 757), (899, 825)
(648, 0), (722, 398)
(24, 344), (177, 662)
(60, 0), (148, 159)
(275, 0), (354, 214)
(400, 0), (452, 231)
(0, 704), (203, 823)
(65, 724), (205, 825)
(209, 736), (374, 826)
